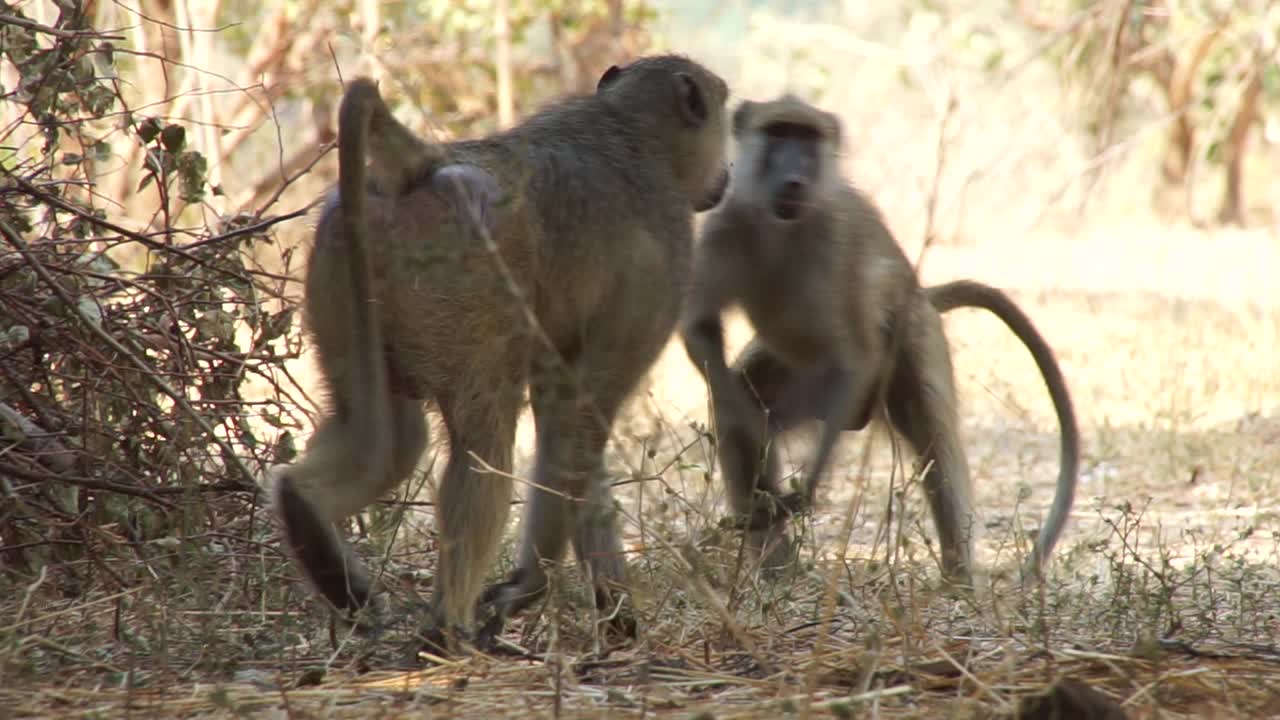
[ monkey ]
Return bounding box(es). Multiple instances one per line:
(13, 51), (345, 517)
(681, 95), (1079, 584)
(270, 56), (730, 651)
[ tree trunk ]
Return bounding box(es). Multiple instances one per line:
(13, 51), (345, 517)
(495, 0), (514, 128)
(1158, 29), (1220, 186)
(1217, 59), (1263, 226)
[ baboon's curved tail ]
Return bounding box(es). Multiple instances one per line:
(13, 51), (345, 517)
(926, 279), (1080, 577)
(268, 80), (447, 615)
(336, 79), (447, 439)
(267, 80), (401, 615)
(335, 79), (392, 442)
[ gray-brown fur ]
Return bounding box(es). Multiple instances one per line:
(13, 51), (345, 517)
(271, 57), (730, 650)
(682, 95), (1078, 583)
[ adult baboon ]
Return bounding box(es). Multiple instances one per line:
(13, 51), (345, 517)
(271, 56), (730, 648)
(682, 96), (1078, 582)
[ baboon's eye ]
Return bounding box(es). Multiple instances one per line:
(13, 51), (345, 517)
(763, 122), (821, 142)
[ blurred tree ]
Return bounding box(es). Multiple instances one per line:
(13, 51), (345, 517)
(1017, 0), (1278, 226)
(27, 0), (657, 224)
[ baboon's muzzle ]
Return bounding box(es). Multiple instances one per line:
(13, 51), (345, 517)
(773, 179), (807, 220)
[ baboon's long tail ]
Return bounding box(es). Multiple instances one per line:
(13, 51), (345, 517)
(925, 279), (1080, 577)
(334, 80), (446, 439)
(336, 79), (393, 448)
(269, 81), (448, 615)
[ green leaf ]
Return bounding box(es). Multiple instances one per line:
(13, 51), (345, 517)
(177, 150), (208, 204)
(160, 124), (187, 153)
(137, 117), (162, 144)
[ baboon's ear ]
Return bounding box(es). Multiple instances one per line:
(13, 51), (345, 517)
(673, 72), (707, 126)
(731, 101), (755, 137)
(597, 65), (622, 92)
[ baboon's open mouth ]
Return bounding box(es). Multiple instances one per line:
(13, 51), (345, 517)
(773, 180), (808, 220)
(773, 198), (804, 221)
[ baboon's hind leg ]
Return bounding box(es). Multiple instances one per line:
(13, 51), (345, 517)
(427, 386), (521, 643)
(273, 393), (427, 612)
(884, 308), (974, 584)
(725, 340), (813, 566)
(729, 338), (822, 507)
(478, 344), (650, 644)
(572, 473), (632, 636)
(487, 373), (622, 618)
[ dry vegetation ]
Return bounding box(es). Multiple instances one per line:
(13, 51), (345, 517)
(3, 1), (1279, 717)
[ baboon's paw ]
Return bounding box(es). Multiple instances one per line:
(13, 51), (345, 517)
(474, 571), (549, 651)
(601, 608), (639, 647)
(408, 623), (471, 663)
(723, 490), (807, 532)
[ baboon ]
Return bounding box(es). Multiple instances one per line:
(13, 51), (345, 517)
(682, 96), (1078, 582)
(271, 56), (730, 649)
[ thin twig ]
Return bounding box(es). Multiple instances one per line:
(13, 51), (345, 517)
(1, 220), (260, 489)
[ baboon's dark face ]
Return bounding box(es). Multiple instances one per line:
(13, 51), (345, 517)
(759, 122), (823, 221)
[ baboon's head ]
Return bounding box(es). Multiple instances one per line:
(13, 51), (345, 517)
(596, 55), (730, 212)
(730, 96), (842, 222)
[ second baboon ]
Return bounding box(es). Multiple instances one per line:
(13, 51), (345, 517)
(682, 96), (1078, 582)
(271, 56), (730, 649)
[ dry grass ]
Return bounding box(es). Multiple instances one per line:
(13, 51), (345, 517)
(4, 219), (1279, 718)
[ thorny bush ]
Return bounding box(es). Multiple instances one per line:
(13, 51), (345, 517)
(0, 3), (307, 602)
